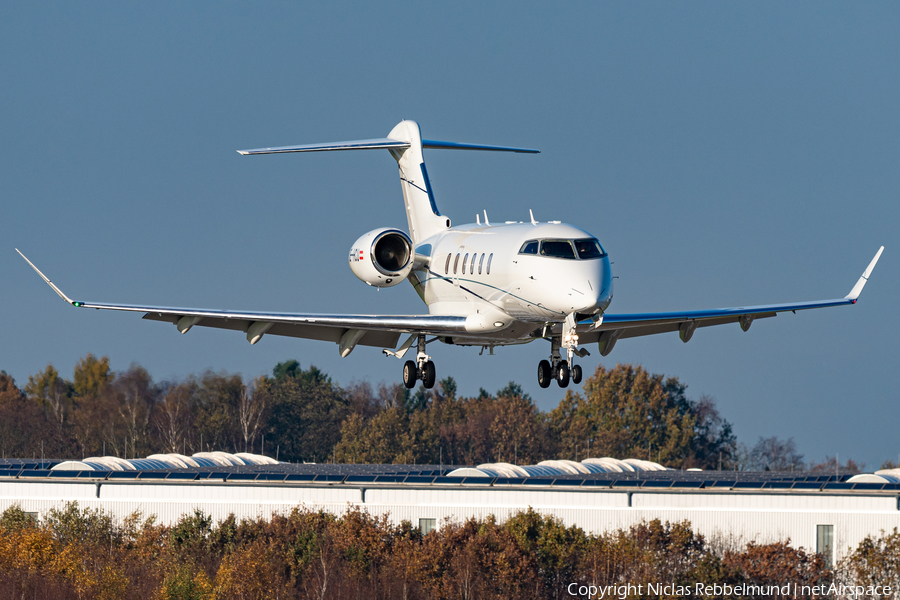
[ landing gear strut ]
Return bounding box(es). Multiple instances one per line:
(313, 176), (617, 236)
(402, 334), (436, 389)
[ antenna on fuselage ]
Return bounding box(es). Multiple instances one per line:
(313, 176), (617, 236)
(529, 209), (537, 226)
(476, 214), (481, 225)
(483, 210), (491, 226)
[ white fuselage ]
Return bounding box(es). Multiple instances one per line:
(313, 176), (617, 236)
(410, 221), (613, 345)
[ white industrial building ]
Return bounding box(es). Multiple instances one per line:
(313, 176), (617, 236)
(1, 454), (899, 564)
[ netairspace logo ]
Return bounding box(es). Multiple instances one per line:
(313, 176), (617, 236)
(566, 582), (893, 598)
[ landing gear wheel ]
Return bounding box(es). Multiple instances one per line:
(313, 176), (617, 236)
(537, 360), (552, 388)
(571, 364), (583, 385)
(556, 362), (570, 388)
(402, 360), (417, 389)
(422, 361), (436, 389)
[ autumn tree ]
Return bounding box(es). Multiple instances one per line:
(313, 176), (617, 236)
(257, 361), (348, 462)
(25, 364), (72, 428)
(0, 373), (50, 459)
(549, 363), (731, 468)
(72, 354), (113, 398)
(723, 540), (831, 591)
(838, 527), (900, 593)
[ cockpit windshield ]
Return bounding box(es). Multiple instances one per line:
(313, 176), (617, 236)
(518, 238), (607, 260)
(573, 238), (607, 259)
(540, 240), (576, 259)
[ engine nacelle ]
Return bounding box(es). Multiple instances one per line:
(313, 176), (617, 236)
(349, 228), (413, 287)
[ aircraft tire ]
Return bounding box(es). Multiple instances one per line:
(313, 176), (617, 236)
(556, 362), (570, 388)
(537, 360), (552, 388)
(572, 364), (582, 385)
(422, 361), (436, 389)
(402, 360), (417, 389)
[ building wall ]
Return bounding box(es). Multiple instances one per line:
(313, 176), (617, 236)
(1, 479), (897, 560)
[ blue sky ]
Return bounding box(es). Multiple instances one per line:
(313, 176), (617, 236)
(2, 3), (897, 468)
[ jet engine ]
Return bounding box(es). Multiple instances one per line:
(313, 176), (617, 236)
(348, 228), (413, 287)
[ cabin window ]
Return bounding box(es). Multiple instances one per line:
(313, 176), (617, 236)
(470, 254), (476, 274)
(462, 253), (468, 273)
(573, 238), (607, 259)
(540, 240), (576, 259)
(444, 254), (451, 275)
(487, 253), (493, 274)
(519, 240), (539, 255)
(453, 253), (460, 274)
(478, 253), (484, 274)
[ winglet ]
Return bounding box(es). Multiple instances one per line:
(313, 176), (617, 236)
(15, 249), (79, 306)
(846, 246), (884, 301)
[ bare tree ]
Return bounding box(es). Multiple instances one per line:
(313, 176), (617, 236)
(112, 367), (156, 458)
(155, 382), (193, 454)
(750, 436), (804, 471)
(238, 378), (266, 453)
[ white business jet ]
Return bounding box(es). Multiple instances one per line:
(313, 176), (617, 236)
(18, 121), (883, 390)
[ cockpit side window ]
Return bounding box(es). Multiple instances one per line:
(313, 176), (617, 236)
(573, 238), (608, 259)
(518, 240), (539, 255)
(539, 240), (576, 259)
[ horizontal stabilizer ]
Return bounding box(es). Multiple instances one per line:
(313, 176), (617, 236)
(238, 136), (539, 156)
(422, 139), (539, 153)
(238, 138), (410, 155)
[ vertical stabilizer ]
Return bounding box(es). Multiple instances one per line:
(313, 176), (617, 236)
(237, 122), (537, 244)
(387, 121), (449, 243)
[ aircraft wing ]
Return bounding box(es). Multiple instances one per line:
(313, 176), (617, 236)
(15, 250), (467, 354)
(580, 247), (883, 352)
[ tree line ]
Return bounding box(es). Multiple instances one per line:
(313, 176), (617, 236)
(0, 354), (876, 470)
(0, 502), (897, 600)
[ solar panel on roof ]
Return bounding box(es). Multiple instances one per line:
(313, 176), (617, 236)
(374, 475), (405, 483)
(670, 481), (703, 488)
(823, 482), (854, 490)
(109, 471), (139, 479)
(403, 476), (435, 484)
(138, 472), (167, 480)
(582, 479), (613, 487)
(432, 476), (466, 484)
(763, 482), (793, 489)
(345, 475), (377, 483)
(552, 479), (584, 487)
(791, 482), (822, 490)
(641, 480), (672, 488)
(78, 470), (110, 478)
(612, 480), (640, 488)
(492, 477), (527, 485)
(226, 473), (257, 481)
(521, 478), (553, 486)
(710, 481), (736, 488)
(166, 472), (198, 480)
(49, 470), (81, 478)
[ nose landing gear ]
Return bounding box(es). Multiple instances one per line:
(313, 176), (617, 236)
(537, 315), (586, 389)
(402, 334), (436, 389)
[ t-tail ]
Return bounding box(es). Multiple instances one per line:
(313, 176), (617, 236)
(237, 120), (538, 244)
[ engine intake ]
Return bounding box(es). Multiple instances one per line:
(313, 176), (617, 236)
(349, 228), (414, 287)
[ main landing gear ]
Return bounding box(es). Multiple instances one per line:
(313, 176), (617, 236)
(537, 317), (585, 389)
(402, 334), (436, 389)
